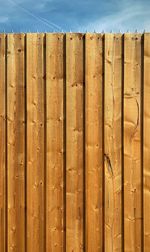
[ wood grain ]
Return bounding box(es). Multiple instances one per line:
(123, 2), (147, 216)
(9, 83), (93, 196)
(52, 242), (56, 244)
(144, 33), (150, 252)
(7, 33), (25, 251)
(0, 32), (149, 252)
(0, 33), (6, 252)
(85, 33), (103, 252)
(26, 33), (45, 252)
(104, 33), (123, 252)
(124, 33), (142, 251)
(66, 33), (84, 251)
(46, 33), (65, 251)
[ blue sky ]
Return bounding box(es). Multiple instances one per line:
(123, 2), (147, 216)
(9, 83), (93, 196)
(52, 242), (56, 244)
(0, 0), (149, 32)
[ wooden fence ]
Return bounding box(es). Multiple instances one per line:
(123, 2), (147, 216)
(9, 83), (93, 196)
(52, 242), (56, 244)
(0, 32), (150, 251)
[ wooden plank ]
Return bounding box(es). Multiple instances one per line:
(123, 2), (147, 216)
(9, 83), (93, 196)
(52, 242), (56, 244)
(104, 34), (122, 251)
(7, 33), (25, 251)
(85, 33), (103, 251)
(124, 33), (142, 251)
(46, 33), (65, 251)
(26, 33), (45, 252)
(0, 34), (6, 252)
(66, 33), (84, 251)
(144, 33), (150, 251)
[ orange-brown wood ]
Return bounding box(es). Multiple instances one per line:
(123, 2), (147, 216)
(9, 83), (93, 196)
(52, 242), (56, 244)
(0, 34), (6, 252)
(85, 33), (103, 252)
(124, 33), (142, 251)
(66, 33), (84, 251)
(7, 33), (25, 252)
(144, 33), (150, 252)
(26, 33), (45, 252)
(46, 33), (65, 251)
(0, 32), (149, 251)
(104, 33), (123, 251)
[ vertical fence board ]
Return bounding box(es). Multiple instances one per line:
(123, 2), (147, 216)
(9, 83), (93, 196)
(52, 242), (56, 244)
(26, 33), (45, 252)
(144, 33), (150, 251)
(0, 34), (6, 252)
(66, 33), (84, 251)
(46, 33), (65, 251)
(7, 34), (25, 252)
(104, 33), (123, 252)
(85, 33), (103, 252)
(124, 34), (142, 251)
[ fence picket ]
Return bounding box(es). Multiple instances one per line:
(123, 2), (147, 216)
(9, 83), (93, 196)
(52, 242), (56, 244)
(124, 33), (142, 251)
(7, 34), (25, 252)
(46, 33), (65, 251)
(144, 33), (150, 252)
(66, 33), (84, 251)
(26, 33), (45, 252)
(0, 33), (6, 252)
(85, 33), (104, 252)
(104, 33), (123, 252)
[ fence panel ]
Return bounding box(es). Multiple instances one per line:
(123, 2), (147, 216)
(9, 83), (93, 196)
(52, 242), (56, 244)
(0, 32), (150, 251)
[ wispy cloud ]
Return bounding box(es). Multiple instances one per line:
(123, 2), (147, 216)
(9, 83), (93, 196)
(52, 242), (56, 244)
(0, 0), (149, 32)
(82, 2), (150, 32)
(8, 0), (62, 31)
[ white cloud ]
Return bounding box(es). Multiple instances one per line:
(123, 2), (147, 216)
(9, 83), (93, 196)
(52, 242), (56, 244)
(81, 1), (150, 32)
(0, 0), (149, 32)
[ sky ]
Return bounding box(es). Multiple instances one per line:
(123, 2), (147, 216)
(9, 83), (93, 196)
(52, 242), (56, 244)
(0, 0), (149, 32)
